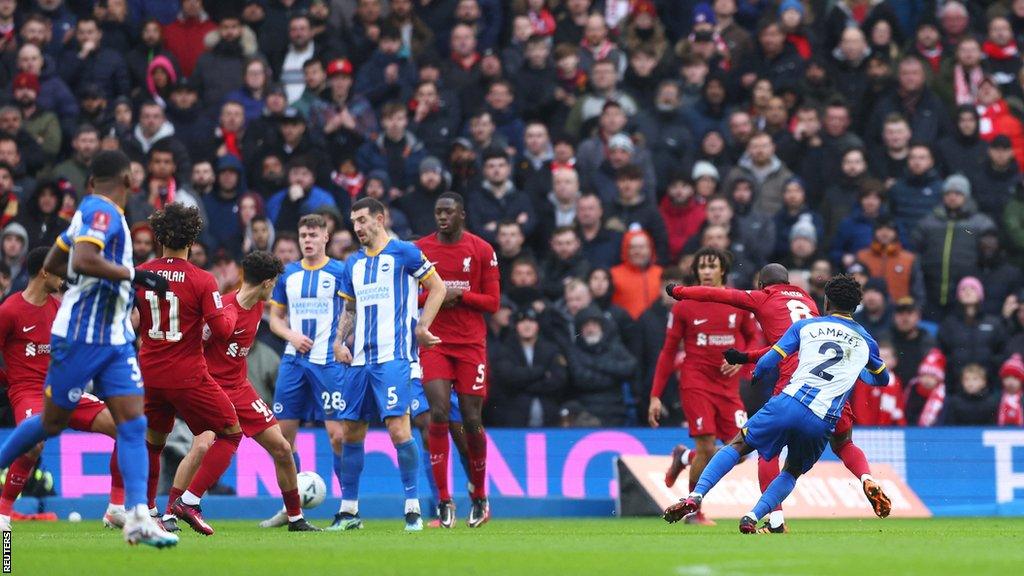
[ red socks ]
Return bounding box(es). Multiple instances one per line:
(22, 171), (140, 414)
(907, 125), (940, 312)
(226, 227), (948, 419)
(0, 455), (36, 515)
(428, 422), (451, 501)
(146, 441), (163, 509)
(466, 428), (487, 500)
(185, 432), (241, 499)
(282, 488), (302, 518)
(166, 486), (184, 514)
(834, 440), (872, 479)
(109, 446), (124, 506)
(757, 456), (784, 512)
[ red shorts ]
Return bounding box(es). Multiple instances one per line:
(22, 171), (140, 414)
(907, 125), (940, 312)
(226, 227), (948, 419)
(222, 382), (277, 438)
(11, 391), (106, 431)
(680, 387), (748, 443)
(145, 375), (238, 435)
(420, 342), (488, 397)
(833, 402), (855, 437)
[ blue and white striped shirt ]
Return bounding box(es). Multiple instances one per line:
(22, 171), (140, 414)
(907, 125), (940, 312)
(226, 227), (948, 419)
(271, 257), (348, 365)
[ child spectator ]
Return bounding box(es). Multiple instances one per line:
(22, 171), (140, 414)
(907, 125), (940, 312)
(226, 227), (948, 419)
(997, 354), (1024, 426)
(905, 348), (946, 427)
(852, 340), (905, 426)
(944, 363), (998, 426)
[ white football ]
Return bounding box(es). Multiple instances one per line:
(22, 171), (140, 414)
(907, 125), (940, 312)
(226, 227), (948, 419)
(296, 471), (327, 509)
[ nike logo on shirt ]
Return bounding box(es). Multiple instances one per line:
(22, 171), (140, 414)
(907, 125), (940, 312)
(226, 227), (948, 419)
(693, 319), (708, 325)
(233, 329), (246, 335)
(22, 325), (35, 332)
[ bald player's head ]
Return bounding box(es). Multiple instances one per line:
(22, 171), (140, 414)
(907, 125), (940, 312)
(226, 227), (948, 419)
(758, 263), (789, 288)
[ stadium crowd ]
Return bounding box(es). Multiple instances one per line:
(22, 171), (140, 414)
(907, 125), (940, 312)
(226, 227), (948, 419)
(0, 0), (1022, 432)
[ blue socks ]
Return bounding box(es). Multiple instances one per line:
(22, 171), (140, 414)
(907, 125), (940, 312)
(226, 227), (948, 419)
(396, 439), (419, 500)
(0, 415), (50, 468)
(292, 451), (301, 472)
(340, 442), (364, 502)
(694, 445), (742, 495)
(115, 416), (148, 509)
(752, 471), (797, 520)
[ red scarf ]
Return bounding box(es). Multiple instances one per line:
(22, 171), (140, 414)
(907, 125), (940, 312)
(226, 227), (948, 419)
(999, 391), (1024, 426)
(220, 125), (241, 158)
(787, 33), (811, 60)
(150, 178), (176, 210)
(916, 43), (943, 72)
(954, 64), (984, 105)
(451, 51), (481, 71)
(332, 169), (364, 200)
(529, 9), (556, 37)
(918, 382), (946, 426)
(983, 40), (1019, 61)
(582, 38), (615, 61)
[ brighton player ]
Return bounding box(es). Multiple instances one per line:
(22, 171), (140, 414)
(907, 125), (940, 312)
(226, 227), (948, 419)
(0, 150), (177, 547)
(667, 263), (890, 531)
(649, 247), (758, 525)
(663, 275), (890, 534)
(136, 203), (242, 536)
(0, 247), (127, 531)
(168, 251), (320, 531)
(262, 213), (348, 529)
(334, 197), (447, 531)
(415, 192), (500, 528)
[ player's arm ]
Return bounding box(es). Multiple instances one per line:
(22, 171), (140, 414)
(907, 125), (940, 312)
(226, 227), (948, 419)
(44, 240), (69, 278)
(69, 240), (168, 292)
(860, 337), (890, 387)
(268, 301), (313, 354)
(459, 244), (501, 313)
(334, 297), (355, 363)
(417, 269), (447, 348)
(752, 320), (803, 382)
(667, 284), (763, 313)
(649, 307), (685, 427)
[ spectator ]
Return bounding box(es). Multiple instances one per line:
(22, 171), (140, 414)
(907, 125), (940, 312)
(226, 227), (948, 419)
(540, 227), (591, 301)
(726, 176), (773, 266)
(723, 131), (793, 216)
(161, 0), (216, 78)
(869, 113), (912, 188)
(891, 297), (938, 389)
(1004, 180), (1024, 267)
(857, 218), (925, 304)
(59, 17), (129, 100)
(985, 16), (1022, 98)
(495, 221), (532, 288)
(131, 221), (156, 264)
(973, 136), (1019, 218)
(0, 222), (27, 293)
(12, 73), (61, 162)
(203, 154), (245, 256)
(851, 340), (906, 426)
(576, 192), (621, 270)
(635, 80), (696, 189)
(191, 14), (247, 113)
(128, 101), (191, 182)
(536, 166), (580, 248)
(127, 19), (179, 101)
(659, 175), (704, 264)
(905, 348), (947, 427)
(976, 76), (1024, 168)
(385, 0), (434, 60)
(943, 364), (998, 425)
(779, 218), (820, 275)
(292, 58), (330, 120)
(604, 163), (669, 264)
(833, 183), (886, 269)
(939, 277), (1006, 394)
(353, 24), (418, 109)
(586, 266), (635, 347)
(15, 179), (68, 250)
(50, 124), (98, 195)
(937, 37), (985, 109)
(610, 228), (662, 320)
(267, 156), (337, 233)
(355, 101), (425, 192)
(565, 306), (636, 427)
(271, 231), (300, 266)
(890, 143), (943, 240)
(854, 278), (892, 341)
(913, 175), (997, 319)
(976, 231), (1024, 319)
(16, 44), (78, 137)
(489, 308), (568, 427)
(772, 178), (822, 261)
(396, 156), (449, 237)
(165, 78), (212, 161)
(467, 147), (535, 245)
(410, 80), (460, 162)
(565, 58), (636, 139)
(0, 133), (37, 200)
(935, 106), (985, 179)
(997, 354), (1024, 427)
(866, 56), (949, 146)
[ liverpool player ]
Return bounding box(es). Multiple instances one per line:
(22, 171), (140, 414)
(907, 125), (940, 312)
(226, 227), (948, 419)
(415, 192), (500, 528)
(667, 263), (890, 532)
(649, 247), (758, 525)
(0, 247), (127, 531)
(168, 251), (320, 531)
(136, 203), (241, 536)
(263, 214), (348, 530)
(0, 150), (177, 548)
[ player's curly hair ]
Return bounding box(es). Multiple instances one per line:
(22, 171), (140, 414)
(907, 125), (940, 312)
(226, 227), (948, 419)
(241, 250), (284, 285)
(824, 274), (863, 314)
(690, 246), (733, 279)
(149, 202), (203, 250)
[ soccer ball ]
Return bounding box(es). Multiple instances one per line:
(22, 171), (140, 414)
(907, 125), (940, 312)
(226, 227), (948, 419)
(296, 471), (327, 509)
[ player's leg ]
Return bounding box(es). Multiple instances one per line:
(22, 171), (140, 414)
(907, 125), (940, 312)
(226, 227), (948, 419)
(421, 346), (456, 510)
(79, 401), (128, 528)
(757, 377), (791, 528)
(410, 382), (440, 512)
(676, 388), (719, 525)
(329, 367), (371, 530)
(0, 442), (43, 531)
(167, 431), (214, 524)
(830, 408), (891, 518)
(259, 360), (309, 527)
(454, 347), (489, 527)
(375, 361), (422, 531)
(447, 391), (473, 489)
(311, 362), (348, 521)
(663, 432), (756, 524)
(0, 388), (75, 470)
(252, 423), (320, 531)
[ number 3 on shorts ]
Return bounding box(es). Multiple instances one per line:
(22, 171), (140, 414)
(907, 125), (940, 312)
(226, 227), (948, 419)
(127, 357), (142, 384)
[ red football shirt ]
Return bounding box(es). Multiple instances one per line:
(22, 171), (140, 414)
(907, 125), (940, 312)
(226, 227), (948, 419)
(852, 373), (906, 426)
(135, 257), (235, 388)
(204, 292), (263, 390)
(673, 283), (820, 385)
(415, 231), (500, 345)
(0, 292), (59, 404)
(651, 298), (759, 397)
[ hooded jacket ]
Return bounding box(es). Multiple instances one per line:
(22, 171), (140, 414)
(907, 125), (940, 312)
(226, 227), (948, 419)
(856, 239), (925, 303)
(467, 179), (537, 245)
(889, 168), (943, 240)
(2, 222), (29, 293)
(565, 307), (637, 426)
(610, 229), (663, 320)
(16, 184), (68, 250)
(936, 106), (986, 178)
(191, 36), (247, 112)
(724, 154), (794, 216)
(658, 194), (704, 263)
(912, 201), (997, 309)
(355, 131), (426, 192)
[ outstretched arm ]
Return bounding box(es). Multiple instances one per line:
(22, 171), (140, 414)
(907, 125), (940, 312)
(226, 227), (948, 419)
(669, 285), (764, 313)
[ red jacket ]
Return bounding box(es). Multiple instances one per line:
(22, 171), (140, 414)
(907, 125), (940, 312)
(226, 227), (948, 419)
(658, 195), (705, 263)
(852, 373), (906, 426)
(979, 99), (1024, 171)
(162, 15), (217, 77)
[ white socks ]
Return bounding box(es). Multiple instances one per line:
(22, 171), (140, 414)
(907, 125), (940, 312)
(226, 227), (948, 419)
(860, 474), (874, 484)
(340, 499), (359, 515)
(680, 448), (691, 466)
(769, 510), (785, 528)
(106, 503), (125, 514)
(288, 514), (303, 522)
(181, 490), (201, 506)
(405, 498), (421, 515)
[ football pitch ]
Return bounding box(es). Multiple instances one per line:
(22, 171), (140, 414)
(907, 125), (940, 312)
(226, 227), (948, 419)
(8, 517), (1023, 575)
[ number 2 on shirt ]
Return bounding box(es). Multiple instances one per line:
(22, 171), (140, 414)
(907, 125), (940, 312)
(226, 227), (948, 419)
(145, 290), (182, 342)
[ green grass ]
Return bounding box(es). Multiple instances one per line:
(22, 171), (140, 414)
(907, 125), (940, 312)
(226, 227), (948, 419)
(7, 517), (1024, 575)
